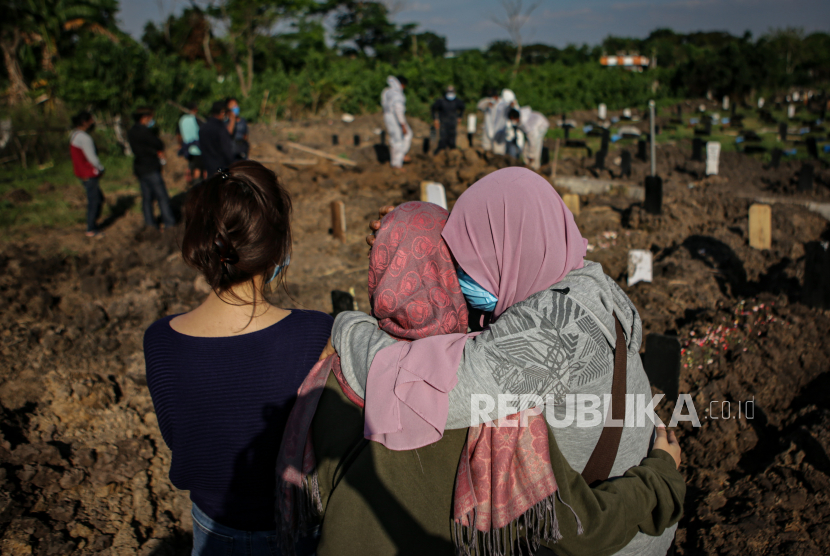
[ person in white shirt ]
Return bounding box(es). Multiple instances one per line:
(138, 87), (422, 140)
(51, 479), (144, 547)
(69, 111), (105, 237)
(381, 75), (412, 169)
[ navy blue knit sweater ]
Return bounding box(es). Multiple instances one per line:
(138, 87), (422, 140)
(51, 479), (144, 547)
(143, 310), (333, 531)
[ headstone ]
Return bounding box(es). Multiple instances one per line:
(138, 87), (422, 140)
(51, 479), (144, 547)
(758, 97), (765, 109)
(422, 137), (430, 154)
(622, 108), (632, 119)
(704, 119), (712, 136)
(779, 122), (788, 141)
(598, 103), (607, 120)
(793, 91), (800, 102)
(643, 334), (681, 401)
(563, 193), (580, 216)
(771, 148), (782, 168)
(644, 175), (663, 215)
(748, 204), (771, 250)
(637, 139), (647, 161)
(331, 290), (355, 317)
(332, 134), (339, 146)
(601, 128), (610, 153)
(705, 141), (721, 176)
(564, 126), (570, 140)
(330, 201), (346, 242)
(676, 104), (682, 118)
(628, 249), (653, 286)
(381, 130), (387, 144)
(807, 137), (819, 158)
(722, 96), (729, 111)
(595, 150), (606, 170)
(621, 151), (632, 177)
(798, 163), (814, 192)
(467, 114), (477, 134)
(353, 134), (360, 147)
(803, 241), (830, 310)
(692, 138), (703, 161)
(420, 181), (448, 210)
(788, 104), (796, 119)
(468, 133), (474, 148)
(541, 146), (550, 165)
(374, 144), (390, 163)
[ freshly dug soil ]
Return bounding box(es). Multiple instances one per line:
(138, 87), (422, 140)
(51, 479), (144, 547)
(1, 115), (828, 555)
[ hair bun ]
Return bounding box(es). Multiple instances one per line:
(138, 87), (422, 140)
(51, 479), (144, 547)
(214, 238), (239, 265)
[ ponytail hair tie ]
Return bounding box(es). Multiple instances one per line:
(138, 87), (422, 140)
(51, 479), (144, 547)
(214, 238), (239, 265)
(217, 168), (231, 180)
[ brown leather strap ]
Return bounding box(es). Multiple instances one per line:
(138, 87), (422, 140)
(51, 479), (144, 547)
(581, 313), (627, 486)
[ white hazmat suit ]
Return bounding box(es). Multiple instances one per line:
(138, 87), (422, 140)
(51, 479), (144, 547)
(491, 89), (516, 155)
(381, 76), (412, 168)
(518, 106), (550, 170)
(476, 95), (500, 151)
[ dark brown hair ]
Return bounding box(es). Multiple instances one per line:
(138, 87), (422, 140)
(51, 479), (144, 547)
(181, 160), (292, 303)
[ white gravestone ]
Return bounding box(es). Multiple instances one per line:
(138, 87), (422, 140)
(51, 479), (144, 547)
(622, 108), (632, 119)
(793, 91), (800, 102)
(722, 96), (729, 111)
(787, 104), (796, 119)
(420, 181), (448, 210)
(598, 103), (607, 120)
(757, 98), (765, 109)
(628, 250), (653, 286)
(706, 141), (721, 176)
(467, 114), (477, 134)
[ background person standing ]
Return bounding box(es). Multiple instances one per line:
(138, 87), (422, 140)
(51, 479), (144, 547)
(509, 106), (550, 170)
(476, 88), (500, 152)
(200, 101), (236, 177)
(177, 102), (203, 185)
(431, 85), (465, 154)
(70, 111), (105, 238)
(127, 107), (176, 230)
(381, 75), (412, 170)
(226, 97), (249, 160)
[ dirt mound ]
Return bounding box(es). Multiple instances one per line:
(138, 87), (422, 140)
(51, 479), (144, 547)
(1, 120), (828, 555)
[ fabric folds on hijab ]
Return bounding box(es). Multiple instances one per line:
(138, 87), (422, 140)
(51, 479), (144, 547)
(442, 166), (588, 318)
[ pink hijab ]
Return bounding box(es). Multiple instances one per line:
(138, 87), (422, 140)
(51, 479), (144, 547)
(443, 166), (588, 318)
(365, 167), (587, 450)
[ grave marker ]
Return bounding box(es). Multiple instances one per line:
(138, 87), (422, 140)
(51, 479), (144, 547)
(807, 137), (819, 159)
(771, 148), (782, 168)
(331, 290), (355, 317)
(705, 141), (721, 176)
(637, 139), (647, 161)
(621, 150), (632, 177)
(787, 104), (796, 119)
(748, 204), (771, 250)
(779, 123), (787, 141)
(422, 137), (430, 154)
(757, 97), (765, 109)
(354, 134), (360, 147)
(722, 96), (729, 111)
(564, 126), (570, 140)
(803, 241), (830, 310)
(622, 108), (632, 119)
(598, 103), (607, 120)
(595, 149), (606, 170)
(563, 193), (580, 216)
(798, 163), (814, 192)
(332, 134), (339, 146)
(420, 181), (448, 210)
(692, 137), (703, 161)
(467, 114), (477, 147)
(628, 249), (653, 286)
(643, 334), (681, 401)
(644, 175), (663, 214)
(704, 119), (712, 136)
(601, 128), (610, 153)
(331, 201), (346, 242)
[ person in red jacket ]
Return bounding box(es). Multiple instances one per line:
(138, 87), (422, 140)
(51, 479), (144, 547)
(70, 111), (105, 237)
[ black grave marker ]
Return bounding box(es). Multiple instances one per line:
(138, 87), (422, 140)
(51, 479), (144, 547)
(637, 139), (647, 161)
(643, 334), (681, 401)
(803, 242), (830, 310)
(468, 132), (474, 148)
(798, 163), (814, 192)
(564, 126), (570, 140)
(692, 138), (703, 161)
(807, 137), (819, 159)
(601, 128), (610, 153)
(779, 122), (787, 142)
(771, 148), (782, 169)
(704, 119), (712, 136)
(380, 130), (386, 145)
(621, 151), (632, 178)
(595, 149), (606, 170)
(374, 144), (390, 164)
(332, 134), (339, 146)
(541, 146), (550, 165)
(644, 175), (663, 215)
(331, 290), (355, 317)
(423, 137), (430, 154)
(353, 134), (360, 147)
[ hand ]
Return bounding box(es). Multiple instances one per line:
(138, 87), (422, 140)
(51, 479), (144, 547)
(653, 426), (682, 469)
(366, 206), (395, 252)
(318, 337), (335, 361)
(434, 119), (440, 130)
(401, 124), (408, 136)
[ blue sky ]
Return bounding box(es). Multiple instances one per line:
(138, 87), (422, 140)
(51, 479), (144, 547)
(118, 0), (830, 49)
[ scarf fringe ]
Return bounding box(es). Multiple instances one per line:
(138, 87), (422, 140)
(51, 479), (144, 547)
(453, 491), (583, 556)
(276, 469), (324, 556)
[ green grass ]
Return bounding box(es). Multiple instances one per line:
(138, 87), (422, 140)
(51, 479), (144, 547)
(0, 154), (139, 233)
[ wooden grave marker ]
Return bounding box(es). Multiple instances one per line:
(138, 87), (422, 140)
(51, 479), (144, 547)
(644, 176), (663, 215)
(595, 150), (606, 170)
(420, 181), (448, 210)
(779, 123), (787, 141)
(332, 134), (338, 146)
(799, 163), (814, 192)
(748, 204), (771, 250)
(353, 134), (360, 147)
(331, 201), (346, 242)
(621, 150), (632, 178)
(804, 241), (830, 310)
(771, 148), (782, 168)
(637, 139), (647, 161)
(563, 193), (580, 216)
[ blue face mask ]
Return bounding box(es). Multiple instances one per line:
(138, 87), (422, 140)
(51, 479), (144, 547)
(147, 119), (155, 128)
(266, 255), (290, 284)
(446, 93), (456, 101)
(231, 106), (241, 116)
(456, 268), (498, 312)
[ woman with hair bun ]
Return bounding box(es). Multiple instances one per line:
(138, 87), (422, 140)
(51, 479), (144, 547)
(143, 160), (331, 555)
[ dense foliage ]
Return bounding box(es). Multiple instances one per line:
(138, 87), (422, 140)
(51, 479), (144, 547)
(1, 0), (828, 128)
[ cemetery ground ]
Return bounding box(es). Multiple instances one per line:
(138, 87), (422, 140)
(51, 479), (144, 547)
(1, 105), (830, 555)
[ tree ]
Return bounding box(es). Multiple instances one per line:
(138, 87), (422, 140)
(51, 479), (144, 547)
(1, 1), (37, 103)
(491, 0), (540, 79)
(331, 1), (414, 62)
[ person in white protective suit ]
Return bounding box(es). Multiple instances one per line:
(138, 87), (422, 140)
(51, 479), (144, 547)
(491, 89), (517, 155)
(381, 75), (412, 169)
(476, 88), (500, 151)
(509, 106), (550, 170)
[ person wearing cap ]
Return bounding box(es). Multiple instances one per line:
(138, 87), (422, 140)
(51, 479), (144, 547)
(431, 85), (466, 154)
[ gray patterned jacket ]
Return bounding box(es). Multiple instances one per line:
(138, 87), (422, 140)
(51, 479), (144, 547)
(332, 261), (676, 556)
